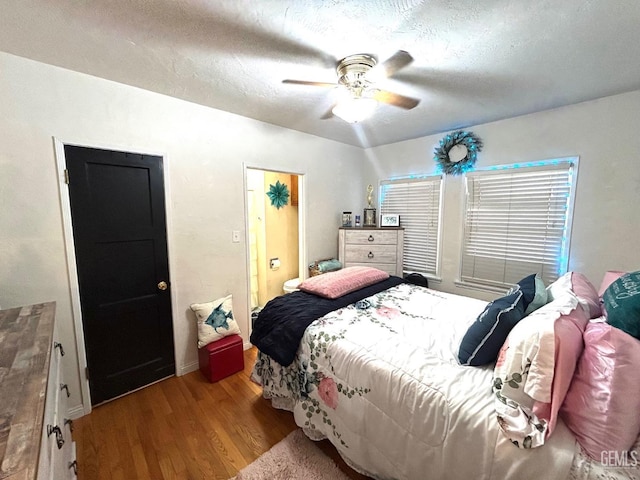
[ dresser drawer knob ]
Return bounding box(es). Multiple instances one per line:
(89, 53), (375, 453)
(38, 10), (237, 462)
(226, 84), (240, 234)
(60, 383), (70, 398)
(54, 342), (65, 356)
(368, 252), (374, 259)
(368, 235), (374, 242)
(69, 460), (78, 475)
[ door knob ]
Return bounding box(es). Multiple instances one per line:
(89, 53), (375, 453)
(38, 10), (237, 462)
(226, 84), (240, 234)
(157, 281), (168, 291)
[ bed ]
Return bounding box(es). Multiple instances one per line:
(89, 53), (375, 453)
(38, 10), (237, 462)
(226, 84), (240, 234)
(250, 268), (640, 480)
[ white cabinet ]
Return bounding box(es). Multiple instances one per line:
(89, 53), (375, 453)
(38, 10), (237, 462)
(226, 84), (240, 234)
(39, 340), (77, 480)
(338, 227), (404, 276)
(0, 302), (76, 480)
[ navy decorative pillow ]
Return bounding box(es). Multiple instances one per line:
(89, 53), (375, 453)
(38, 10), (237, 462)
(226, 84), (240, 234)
(509, 273), (537, 312)
(458, 291), (526, 366)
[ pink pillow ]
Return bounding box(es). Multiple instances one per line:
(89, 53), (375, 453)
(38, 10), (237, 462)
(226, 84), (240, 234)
(532, 307), (588, 435)
(570, 272), (601, 319)
(560, 321), (640, 460)
(298, 266), (389, 299)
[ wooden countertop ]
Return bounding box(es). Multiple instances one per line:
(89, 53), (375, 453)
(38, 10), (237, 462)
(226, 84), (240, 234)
(0, 302), (56, 480)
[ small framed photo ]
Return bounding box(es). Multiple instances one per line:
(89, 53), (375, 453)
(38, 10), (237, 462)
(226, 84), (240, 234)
(380, 214), (400, 227)
(341, 211), (353, 227)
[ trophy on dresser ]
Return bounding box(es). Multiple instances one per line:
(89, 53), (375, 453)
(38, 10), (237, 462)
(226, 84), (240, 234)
(363, 184), (376, 227)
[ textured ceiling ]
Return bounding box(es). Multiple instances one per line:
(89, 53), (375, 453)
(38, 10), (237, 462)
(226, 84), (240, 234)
(2, 0), (640, 148)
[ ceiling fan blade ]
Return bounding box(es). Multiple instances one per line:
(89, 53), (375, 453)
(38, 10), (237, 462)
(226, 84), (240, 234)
(282, 79), (338, 88)
(367, 50), (414, 81)
(372, 90), (420, 110)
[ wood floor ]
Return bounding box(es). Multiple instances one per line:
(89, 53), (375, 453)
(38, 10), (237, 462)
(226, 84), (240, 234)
(74, 347), (371, 480)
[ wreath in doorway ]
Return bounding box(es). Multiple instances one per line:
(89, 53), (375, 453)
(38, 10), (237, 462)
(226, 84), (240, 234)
(266, 180), (290, 209)
(433, 130), (483, 175)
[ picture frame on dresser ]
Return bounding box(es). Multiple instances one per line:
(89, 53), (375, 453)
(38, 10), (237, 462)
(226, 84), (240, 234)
(380, 214), (400, 227)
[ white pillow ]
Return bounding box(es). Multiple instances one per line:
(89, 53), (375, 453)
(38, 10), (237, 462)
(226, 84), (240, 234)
(191, 294), (241, 348)
(545, 272), (573, 302)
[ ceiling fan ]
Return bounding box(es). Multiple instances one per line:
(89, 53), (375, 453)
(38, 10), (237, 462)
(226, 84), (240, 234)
(282, 50), (420, 123)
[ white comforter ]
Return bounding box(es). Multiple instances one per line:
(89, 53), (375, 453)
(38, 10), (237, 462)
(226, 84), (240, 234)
(252, 284), (585, 480)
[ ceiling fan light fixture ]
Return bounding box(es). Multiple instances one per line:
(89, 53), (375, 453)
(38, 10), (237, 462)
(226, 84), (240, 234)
(283, 50), (419, 120)
(332, 97), (378, 123)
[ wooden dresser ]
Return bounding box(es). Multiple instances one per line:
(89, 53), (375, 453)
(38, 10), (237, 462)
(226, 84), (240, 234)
(338, 227), (404, 276)
(0, 302), (77, 480)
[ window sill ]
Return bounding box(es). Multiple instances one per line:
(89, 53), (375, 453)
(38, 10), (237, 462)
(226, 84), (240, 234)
(402, 272), (442, 284)
(453, 280), (508, 295)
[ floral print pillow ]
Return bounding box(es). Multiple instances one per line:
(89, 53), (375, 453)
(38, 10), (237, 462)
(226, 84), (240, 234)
(493, 293), (587, 449)
(493, 313), (555, 448)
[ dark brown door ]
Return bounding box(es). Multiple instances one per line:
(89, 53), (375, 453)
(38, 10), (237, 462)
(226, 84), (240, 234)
(65, 145), (175, 405)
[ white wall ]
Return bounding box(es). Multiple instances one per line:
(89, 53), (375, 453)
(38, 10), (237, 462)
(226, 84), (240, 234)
(367, 90), (640, 301)
(3, 48), (639, 416)
(0, 52), (367, 415)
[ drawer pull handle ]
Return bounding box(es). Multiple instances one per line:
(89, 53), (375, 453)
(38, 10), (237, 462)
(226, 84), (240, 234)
(47, 424), (65, 449)
(368, 235), (374, 242)
(69, 460), (78, 475)
(368, 252), (374, 259)
(60, 383), (70, 398)
(64, 418), (74, 432)
(54, 342), (65, 356)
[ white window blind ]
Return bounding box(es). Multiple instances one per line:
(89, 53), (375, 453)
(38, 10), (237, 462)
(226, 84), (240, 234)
(380, 176), (442, 277)
(460, 160), (577, 289)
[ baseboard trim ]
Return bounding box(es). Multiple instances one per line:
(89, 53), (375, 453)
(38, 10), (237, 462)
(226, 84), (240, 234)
(179, 360), (199, 376)
(68, 403), (88, 420)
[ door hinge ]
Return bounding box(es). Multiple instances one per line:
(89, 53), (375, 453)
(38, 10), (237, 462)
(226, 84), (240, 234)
(85, 366), (89, 381)
(64, 169), (70, 185)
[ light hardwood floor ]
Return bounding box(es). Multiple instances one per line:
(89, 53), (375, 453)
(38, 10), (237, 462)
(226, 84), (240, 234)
(75, 347), (371, 480)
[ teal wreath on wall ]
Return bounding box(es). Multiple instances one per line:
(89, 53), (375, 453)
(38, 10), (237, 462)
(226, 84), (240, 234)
(434, 130), (483, 175)
(266, 180), (290, 209)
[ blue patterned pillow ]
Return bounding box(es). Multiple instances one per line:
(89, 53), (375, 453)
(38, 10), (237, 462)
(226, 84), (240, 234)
(458, 291), (526, 366)
(191, 295), (241, 348)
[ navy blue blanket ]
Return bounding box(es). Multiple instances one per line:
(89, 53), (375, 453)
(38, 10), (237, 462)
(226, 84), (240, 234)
(250, 276), (405, 366)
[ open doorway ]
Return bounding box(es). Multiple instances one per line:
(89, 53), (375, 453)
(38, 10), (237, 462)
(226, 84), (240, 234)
(246, 168), (303, 333)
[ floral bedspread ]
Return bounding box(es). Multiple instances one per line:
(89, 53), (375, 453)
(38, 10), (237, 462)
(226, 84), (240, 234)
(251, 283), (636, 480)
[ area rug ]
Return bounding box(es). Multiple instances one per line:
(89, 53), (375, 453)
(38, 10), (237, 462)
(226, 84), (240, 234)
(232, 429), (352, 480)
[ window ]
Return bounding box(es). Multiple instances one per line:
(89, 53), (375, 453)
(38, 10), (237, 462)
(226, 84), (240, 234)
(460, 158), (577, 290)
(380, 176), (443, 277)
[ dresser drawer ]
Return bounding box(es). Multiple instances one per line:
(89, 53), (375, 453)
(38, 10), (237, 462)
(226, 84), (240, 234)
(344, 262), (397, 276)
(339, 228), (404, 277)
(344, 244), (397, 264)
(344, 230), (398, 245)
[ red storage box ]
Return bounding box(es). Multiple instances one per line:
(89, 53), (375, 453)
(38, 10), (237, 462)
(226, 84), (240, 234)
(198, 334), (244, 383)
